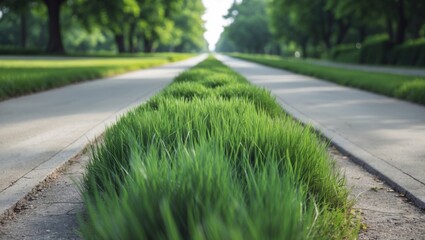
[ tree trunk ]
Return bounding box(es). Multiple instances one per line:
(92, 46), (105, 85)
(39, 23), (46, 48)
(386, 16), (394, 42)
(168, 43), (175, 52)
(128, 22), (136, 53)
(175, 44), (183, 53)
(322, 11), (334, 50)
(115, 34), (125, 53)
(134, 35), (142, 52)
(358, 26), (366, 43)
(44, 0), (65, 54)
(323, 36), (332, 50)
(409, 0), (423, 38)
(301, 44), (307, 59)
(143, 36), (154, 53)
(336, 20), (350, 45)
(301, 38), (308, 59)
(395, 0), (407, 44)
(410, 19), (421, 39)
(20, 12), (27, 48)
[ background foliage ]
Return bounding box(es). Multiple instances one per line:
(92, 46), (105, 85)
(0, 0), (207, 54)
(216, 0), (425, 66)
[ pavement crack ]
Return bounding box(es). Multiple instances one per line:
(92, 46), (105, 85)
(42, 202), (82, 205)
(66, 208), (79, 215)
(355, 208), (404, 215)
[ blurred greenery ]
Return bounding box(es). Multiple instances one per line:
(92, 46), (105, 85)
(217, 0), (425, 66)
(3, 0), (423, 64)
(0, 0), (206, 54)
(216, 0), (279, 54)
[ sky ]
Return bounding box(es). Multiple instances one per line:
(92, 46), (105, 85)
(202, 0), (234, 51)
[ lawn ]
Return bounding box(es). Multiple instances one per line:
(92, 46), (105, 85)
(229, 53), (425, 105)
(80, 57), (358, 239)
(0, 53), (194, 101)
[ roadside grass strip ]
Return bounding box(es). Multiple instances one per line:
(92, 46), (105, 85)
(229, 53), (425, 105)
(0, 53), (193, 101)
(80, 57), (358, 239)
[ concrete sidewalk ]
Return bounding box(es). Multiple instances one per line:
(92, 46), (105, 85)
(217, 54), (425, 209)
(0, 55), (206, 216)
(306, 59), (425, 77)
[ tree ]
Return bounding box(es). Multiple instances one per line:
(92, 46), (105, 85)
(270, 0), (347, 54)
(0, 0), (31, 48)
(268, 0), (309, 56)
(75, 0), (189, 53)
(171, 0), (206, 52)
(406, 0), (425, 38)
(1, 0), (207, 54)
(216, 0), (274, 53)
(74, 0), (140, 53)
(0, 0), (67, 53)
(44, 0), (66, 53)
(138, 0), (172, 52)
(327, 0), (425, 45)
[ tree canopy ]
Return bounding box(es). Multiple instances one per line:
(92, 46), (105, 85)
(0, 0), (206, 53)
(217, 0), (425, 58)
(216, 0), (277, 54)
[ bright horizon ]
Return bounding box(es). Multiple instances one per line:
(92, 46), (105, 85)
(202, 0), (234, 51)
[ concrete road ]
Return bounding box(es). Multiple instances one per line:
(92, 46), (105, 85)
(217, 54), (425, 209)
(0, 55), (206, 215)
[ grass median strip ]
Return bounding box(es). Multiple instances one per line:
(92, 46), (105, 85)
(0, 53), (193, 101)
(229, 53), (425, 105)
(80, 57), (358, 239)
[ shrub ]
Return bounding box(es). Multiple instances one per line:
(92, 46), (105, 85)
(218, 83), (283, 117)
(360, 39), (392, 65)
(395, 79), (425, 104)
(0, 45), (44, 55)
(330, 44), (361, 63)
(388, 38), (425, 66)
(162, 82), (212, 100)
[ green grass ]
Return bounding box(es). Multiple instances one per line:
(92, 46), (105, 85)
(0, 53), (194, 101)
(80, 57), (358, 239)
(229, 53), (425, 105)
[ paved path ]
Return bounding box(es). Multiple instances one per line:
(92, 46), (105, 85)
(306, 59), (425, 77)
(217, 54), (425, 209)
(0, 154), (87, 240)
(0, 55), (206, 215)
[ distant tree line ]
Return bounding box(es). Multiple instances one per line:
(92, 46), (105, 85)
(216, 0), (279, 54)
(216, 0), (425, 62)
(0, 0), (207, 54)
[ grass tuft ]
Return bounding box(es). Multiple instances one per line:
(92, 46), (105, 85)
(395, 79), (425, 103)
(80, 56), (358, 239)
